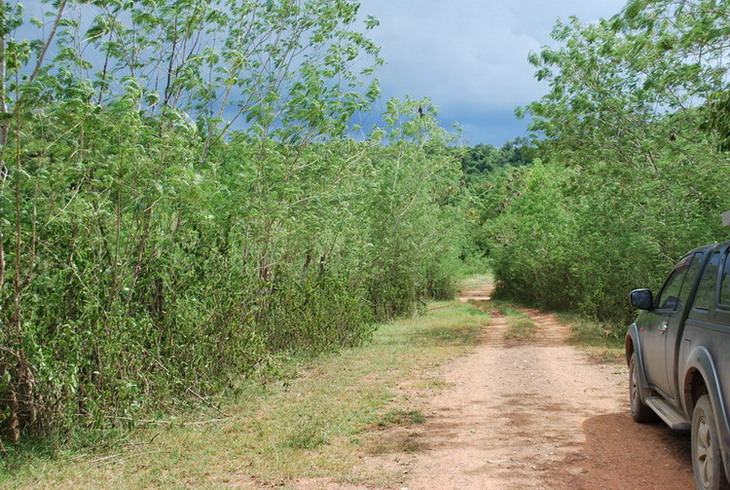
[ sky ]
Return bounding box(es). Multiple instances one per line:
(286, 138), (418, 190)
(22, 0), (629, 147)
(360, 0), (630, 146)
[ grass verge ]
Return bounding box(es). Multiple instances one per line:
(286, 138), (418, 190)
(499, 306), (537, 341)
(0, 300), (489, 489)
(456, 273), (493, 294)
(478, 293), (624, 363)
(557, 312), (625, 364)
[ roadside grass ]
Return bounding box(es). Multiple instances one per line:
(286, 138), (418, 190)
(456, 273), (493, 293)
(557, 312), (625, 364)
(499, 305), (537, 341)
(476, 293), (623, 363)
(469, 298), (537, 341)
(0, 300), (489, 489)
(376, 409), (426, 427)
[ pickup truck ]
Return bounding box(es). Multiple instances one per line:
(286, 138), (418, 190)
(626, 240), (730, 490)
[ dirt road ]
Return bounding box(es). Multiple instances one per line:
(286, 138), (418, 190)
(379, 282), (694, 489)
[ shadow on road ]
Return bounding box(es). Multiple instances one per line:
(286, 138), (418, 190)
(546, 412), (693, 489)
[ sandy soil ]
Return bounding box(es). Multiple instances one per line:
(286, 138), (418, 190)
(293, 280), (694, 489)
(384, 282), (691, 489)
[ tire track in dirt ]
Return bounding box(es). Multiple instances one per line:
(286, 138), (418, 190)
(394, 282), (694, 489)
(293, 280), (694, 489)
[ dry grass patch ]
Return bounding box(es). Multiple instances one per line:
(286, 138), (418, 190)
(557, 312), (624, 364)
(456, 273), (493, 293)
(499, 305), (537, 341)
(365, 429), (426, 455)
(376, 409), (426, 428)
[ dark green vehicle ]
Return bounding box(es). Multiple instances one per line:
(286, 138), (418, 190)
(626, 240), (730, 490)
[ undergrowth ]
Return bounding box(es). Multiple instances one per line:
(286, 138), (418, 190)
(0, 300), (489, 488)
(558, 312), (625, 364)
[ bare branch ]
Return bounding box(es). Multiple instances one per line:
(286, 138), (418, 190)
(30, 0), (68, 83)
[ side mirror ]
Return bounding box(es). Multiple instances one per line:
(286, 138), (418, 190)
(630, 289), (654, 311)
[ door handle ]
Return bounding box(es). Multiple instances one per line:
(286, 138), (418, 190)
(659, 322), (668, 333)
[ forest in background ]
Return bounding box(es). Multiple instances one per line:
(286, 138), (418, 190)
(468, 0), (730, 324)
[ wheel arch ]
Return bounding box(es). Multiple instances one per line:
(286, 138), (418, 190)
(683, 346), (730, 483)
(625, 323), (651, 397)
(625, 324), (637, 365)
(683, 367), (707, 420)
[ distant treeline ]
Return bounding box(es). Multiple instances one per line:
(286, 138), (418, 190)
(0, 0), (466, 445)
(468, 0), (730, 325)
(459, 138), (535, 183)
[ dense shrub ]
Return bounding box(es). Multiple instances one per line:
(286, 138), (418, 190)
(0, 1), (466, 445)
(477, 0), (730, 323)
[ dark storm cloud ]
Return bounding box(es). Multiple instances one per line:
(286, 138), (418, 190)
(362, 0), (629, 145)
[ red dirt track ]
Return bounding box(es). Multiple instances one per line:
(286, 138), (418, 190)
(397, 282), (694, 489)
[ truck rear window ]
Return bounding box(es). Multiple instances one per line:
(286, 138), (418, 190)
(721, 251), (730, 307)
(694, 252), (721, 310)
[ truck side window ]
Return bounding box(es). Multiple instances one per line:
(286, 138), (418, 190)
(694, 252), (721, 311)
(678, 252), (703, 306)
(657, 254), (694, 311)
(721, 251), (730, 307)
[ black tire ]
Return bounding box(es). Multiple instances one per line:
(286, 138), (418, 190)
(692, 394), (730, 490)
(629, 352), (657, 422)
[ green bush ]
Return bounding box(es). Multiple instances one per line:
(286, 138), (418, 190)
(476, 1), (730, 324)
(0, 1), (467, 446)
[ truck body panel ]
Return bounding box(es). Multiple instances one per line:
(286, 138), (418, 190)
(627, 241), (730, 486)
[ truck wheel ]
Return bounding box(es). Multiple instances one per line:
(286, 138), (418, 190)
(629, 352), (656, 422)
(692, 394), (729, 490)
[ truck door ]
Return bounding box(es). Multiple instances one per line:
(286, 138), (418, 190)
(641, 253), (701, 398)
